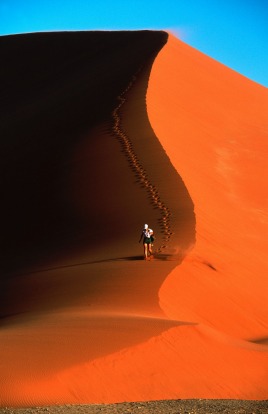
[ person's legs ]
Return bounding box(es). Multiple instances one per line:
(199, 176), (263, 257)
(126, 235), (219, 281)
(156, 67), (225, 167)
(143, 243), (148, 259)
(148, 243), (153, 257)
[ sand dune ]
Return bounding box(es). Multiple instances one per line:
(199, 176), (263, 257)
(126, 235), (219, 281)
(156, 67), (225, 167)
(0, 31), (267, 407)
(148, 34), (268, 339)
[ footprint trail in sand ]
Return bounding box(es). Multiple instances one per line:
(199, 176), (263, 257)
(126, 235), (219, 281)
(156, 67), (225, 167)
(112, 72), (173, 254)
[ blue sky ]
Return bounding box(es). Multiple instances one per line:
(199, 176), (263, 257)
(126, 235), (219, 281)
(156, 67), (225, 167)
(0, 0), (267, 87)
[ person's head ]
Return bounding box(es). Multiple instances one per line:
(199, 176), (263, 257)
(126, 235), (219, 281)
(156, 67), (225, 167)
(144, 224), (148, 229)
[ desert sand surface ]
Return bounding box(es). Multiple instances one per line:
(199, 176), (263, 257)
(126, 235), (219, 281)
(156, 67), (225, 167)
(0, 30), (267, 411)
(0, 399), (268, 414)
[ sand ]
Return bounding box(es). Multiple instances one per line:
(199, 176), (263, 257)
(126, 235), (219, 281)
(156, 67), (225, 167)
(0, 30), (267, 409)
(1, 399), (268, 414)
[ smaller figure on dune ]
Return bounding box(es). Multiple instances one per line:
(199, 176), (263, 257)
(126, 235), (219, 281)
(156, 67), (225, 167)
(139, 224), (154, 260)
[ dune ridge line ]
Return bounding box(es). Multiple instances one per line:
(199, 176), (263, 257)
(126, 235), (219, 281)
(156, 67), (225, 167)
(112, 70), (174, 253)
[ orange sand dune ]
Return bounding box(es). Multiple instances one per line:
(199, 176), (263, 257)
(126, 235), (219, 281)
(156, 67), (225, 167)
(0, 31), (268, 407)
(148, 34), (268, 339)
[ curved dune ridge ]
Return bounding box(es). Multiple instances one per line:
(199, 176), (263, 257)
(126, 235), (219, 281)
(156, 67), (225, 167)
(0, 30), (267, 407)
(112, 75), (174, 253)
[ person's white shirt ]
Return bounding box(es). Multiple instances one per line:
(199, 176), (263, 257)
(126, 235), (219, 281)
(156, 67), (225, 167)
(143, 228), (153, 238)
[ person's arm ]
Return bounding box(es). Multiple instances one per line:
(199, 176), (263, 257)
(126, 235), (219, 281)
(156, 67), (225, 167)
(139, 231), (143, 243)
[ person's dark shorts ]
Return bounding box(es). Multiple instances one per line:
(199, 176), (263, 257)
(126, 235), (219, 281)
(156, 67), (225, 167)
(143, 237), (152, 244)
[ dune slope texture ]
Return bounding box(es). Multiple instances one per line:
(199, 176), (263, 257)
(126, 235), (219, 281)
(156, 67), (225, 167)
(0, 30), (267, 407)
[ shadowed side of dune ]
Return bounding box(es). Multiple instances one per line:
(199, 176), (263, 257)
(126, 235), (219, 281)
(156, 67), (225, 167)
(0, 31), (195, 320)
(0, 31), (168, 275)
(0, 32), (198, 406)
(2, 31), (168, 316)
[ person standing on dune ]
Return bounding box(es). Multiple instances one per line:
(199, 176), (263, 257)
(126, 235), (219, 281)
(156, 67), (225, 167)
(139, 224), (154, 260)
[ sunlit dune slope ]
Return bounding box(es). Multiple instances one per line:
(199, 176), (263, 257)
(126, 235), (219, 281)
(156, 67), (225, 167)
(147, 34), (268, 340)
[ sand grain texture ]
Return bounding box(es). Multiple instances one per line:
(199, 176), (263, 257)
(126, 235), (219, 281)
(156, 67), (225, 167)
(1, 399), (268, 414)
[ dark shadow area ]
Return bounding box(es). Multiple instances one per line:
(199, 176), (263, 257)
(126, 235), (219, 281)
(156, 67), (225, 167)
(6, 253), (181, 278)
(0, 31), (168, 276)
(0, 31), (194, 322)
(249, 337), (268, 345)
(6, 255), (147, 278)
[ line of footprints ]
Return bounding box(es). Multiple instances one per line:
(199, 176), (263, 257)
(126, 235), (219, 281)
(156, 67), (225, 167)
(111, 73), (173, 253)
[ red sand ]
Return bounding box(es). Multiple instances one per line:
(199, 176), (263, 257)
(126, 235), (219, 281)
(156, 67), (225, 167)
(0, 31), (268, 407)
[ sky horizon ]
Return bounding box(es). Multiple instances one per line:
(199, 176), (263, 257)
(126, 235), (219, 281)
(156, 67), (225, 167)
(0, 0), (267, 87)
